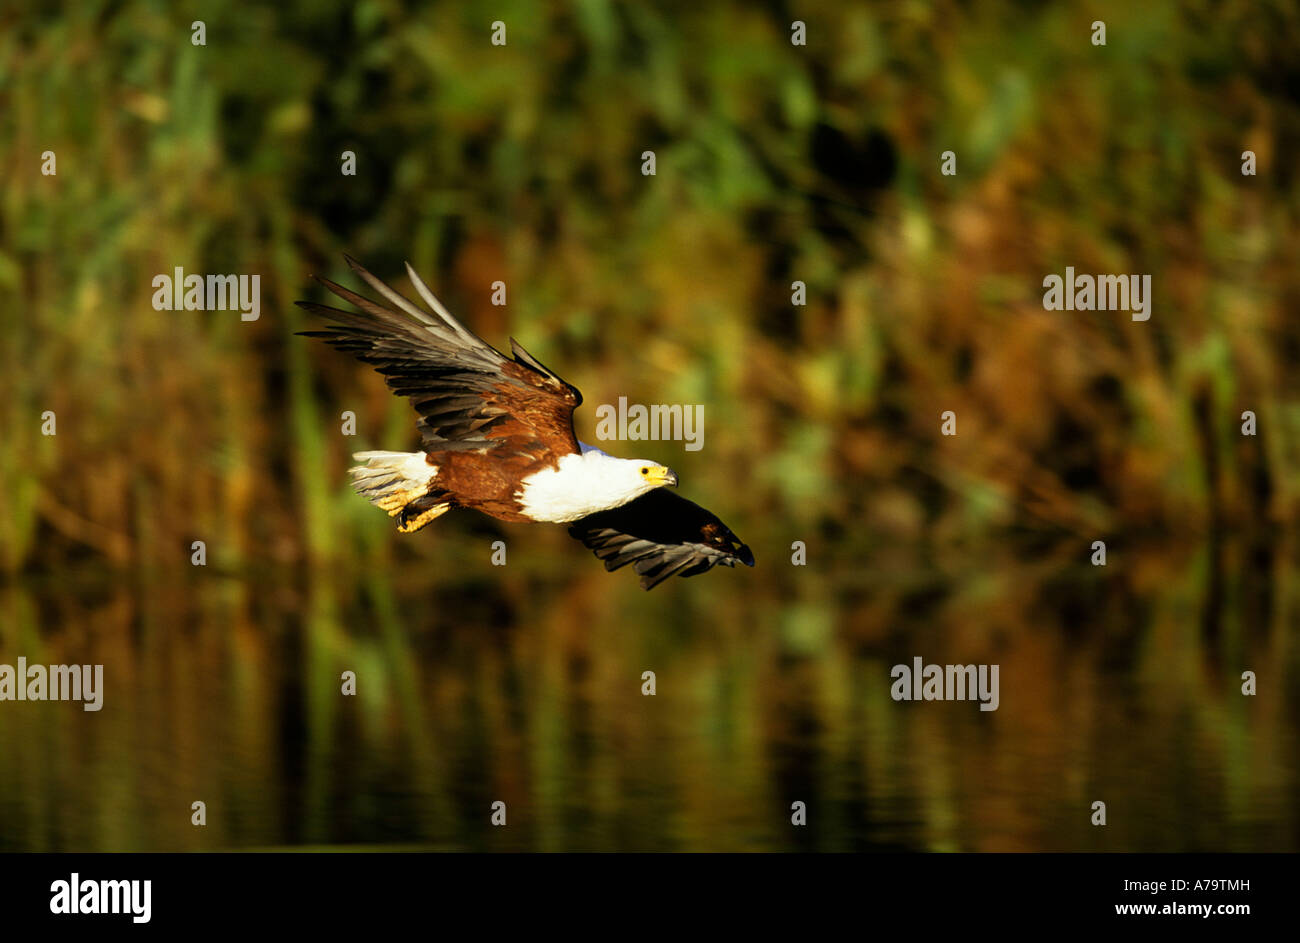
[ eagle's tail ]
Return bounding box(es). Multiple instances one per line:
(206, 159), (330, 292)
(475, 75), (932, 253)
(348, 451), (450, 533)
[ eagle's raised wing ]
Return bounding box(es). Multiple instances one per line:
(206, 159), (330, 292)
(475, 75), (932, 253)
(297, 256), (581, 457)
(568, 489), (755, 590)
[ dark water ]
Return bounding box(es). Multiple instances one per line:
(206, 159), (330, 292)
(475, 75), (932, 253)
(0, 533), (1296, 852)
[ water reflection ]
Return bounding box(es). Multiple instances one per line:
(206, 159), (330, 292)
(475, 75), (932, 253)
(0, 532), (1295, 852)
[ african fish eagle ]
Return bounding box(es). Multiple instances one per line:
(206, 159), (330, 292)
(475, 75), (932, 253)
(296, 257), (755, 590)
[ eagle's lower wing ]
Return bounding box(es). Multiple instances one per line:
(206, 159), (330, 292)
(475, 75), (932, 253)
(297, 256), (581, 456)
(568, 489), (754, 590)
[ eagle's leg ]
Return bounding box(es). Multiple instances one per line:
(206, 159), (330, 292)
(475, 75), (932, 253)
(397, 491), (451, 534)
(348, 450), (448, 531)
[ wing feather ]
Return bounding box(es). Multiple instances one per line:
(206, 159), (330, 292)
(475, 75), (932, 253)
(568, 490), (754, 590)
(297, 258), (581, 457)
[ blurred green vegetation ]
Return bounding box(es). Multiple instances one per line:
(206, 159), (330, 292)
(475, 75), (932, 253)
(1, 0), (1299, 576)
(0, 0), (1299, 851)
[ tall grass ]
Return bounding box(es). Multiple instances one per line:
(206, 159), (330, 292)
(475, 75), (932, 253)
(1, 0), (1298, 578)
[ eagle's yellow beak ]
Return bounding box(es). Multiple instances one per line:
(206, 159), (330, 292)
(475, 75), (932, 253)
(642, 466), (677, 488)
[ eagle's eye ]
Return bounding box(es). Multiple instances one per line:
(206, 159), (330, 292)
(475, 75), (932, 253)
(640, 467), (649, 475)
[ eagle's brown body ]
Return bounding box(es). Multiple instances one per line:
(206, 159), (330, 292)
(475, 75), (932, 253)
(427, 449), (540, 524)
(425, 357), (586, 521)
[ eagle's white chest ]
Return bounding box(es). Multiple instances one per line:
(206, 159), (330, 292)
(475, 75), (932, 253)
(516, 448), (649, 523)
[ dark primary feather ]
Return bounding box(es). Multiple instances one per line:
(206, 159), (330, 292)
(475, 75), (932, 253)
(568, 489), (755, 590)
(296, 256), (582, 456)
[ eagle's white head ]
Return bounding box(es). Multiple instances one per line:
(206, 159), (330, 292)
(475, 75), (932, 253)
(517, 444), (677, 523)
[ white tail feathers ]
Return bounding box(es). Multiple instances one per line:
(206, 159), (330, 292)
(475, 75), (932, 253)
(349, 451), (436, 516)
